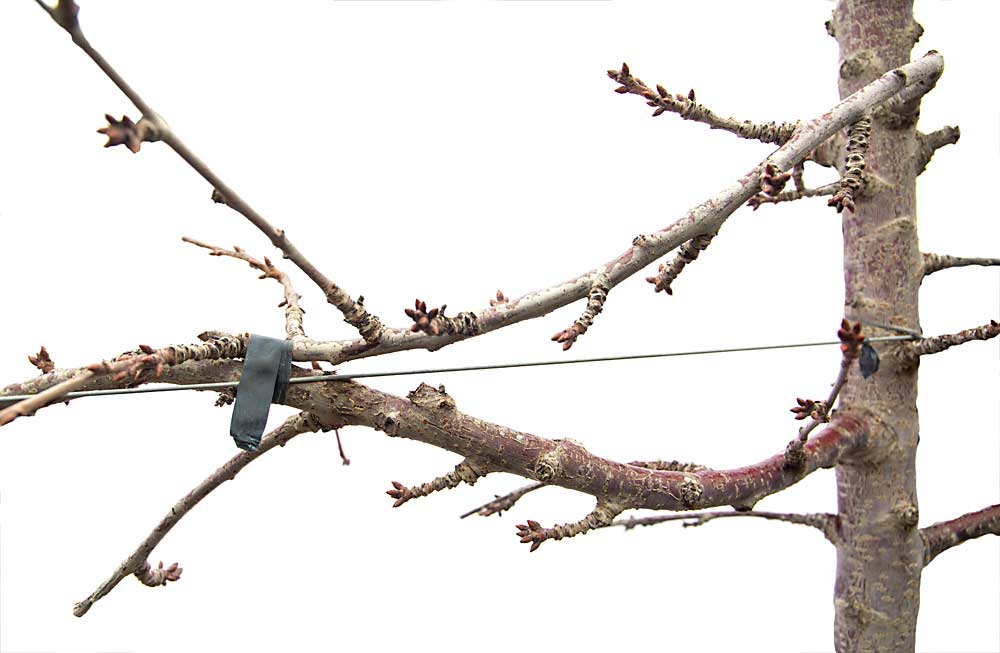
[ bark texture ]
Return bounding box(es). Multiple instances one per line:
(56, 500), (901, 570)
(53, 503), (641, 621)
(831, 2), (925, 651)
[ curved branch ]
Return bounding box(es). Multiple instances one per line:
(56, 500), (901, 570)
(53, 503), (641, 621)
(294, 380), (868, 514)
(921, 504), (1000, 566)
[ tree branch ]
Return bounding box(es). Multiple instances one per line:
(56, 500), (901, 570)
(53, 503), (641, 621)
(286, 54), (944, 364)
(915, 126), (960, 175)
(608, 63), (799, 145)
(182, 237), (306, 340)
(748, 181), (839, 210)
(72, 411), (325, 617)
(921, 504), (1000, 566)
(921, 252), (1000, 277)
(0, 335), (248, 427)
(34, 0), (384, 343)
(902, 320), (1000, 360)
(460, 482), (546, 519)
(613, 510), (838, 544)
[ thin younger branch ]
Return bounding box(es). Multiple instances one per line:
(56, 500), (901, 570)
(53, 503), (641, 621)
(784, 320), (863, 468)
(613, 510), (838, 543)
(73, 411), (324, 617)
(517, 499), (623, 552)
(748, 181), (838, 210)
(460, 482), (545, 519)
(921, 504), (1000, 566)
(921, 252), (1000, 277)
(609, 63), (800, 145)
(182, 237), (306, 340)
(903, 320), (1000, 360)
(34, 1), (383, 343)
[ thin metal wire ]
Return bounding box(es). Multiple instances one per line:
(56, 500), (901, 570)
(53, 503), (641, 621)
(0, 335), (915, 408)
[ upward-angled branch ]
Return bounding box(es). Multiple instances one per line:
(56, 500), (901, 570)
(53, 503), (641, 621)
(915, 126), (960, 174)
(608, 63), (800, 145)
(34, 0), (385, 343)
(289, 54), (945, 365)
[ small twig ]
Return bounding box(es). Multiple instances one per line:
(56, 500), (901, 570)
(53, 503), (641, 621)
(387, 459), (489, 508)
(915, 126), (960, 175)
(182, 237), (306, 340)
(73, 412), (323, 617)
(608, 63), (799, 145)
(784, 320), (863, 468)
(921, 503), (1000, 566)
(645, 233), (714, 295)
(903, 320), (1000, 361)
(33, 0), (384, 343)
(551, 273), (610, 350)
(460, 482), (545, 519)
(921, 252), (1000, 278)
(612, 510), (838, 543)
(516, 500), (623, 552)
(0, 335), (248, 428)
(747, 181), (838, 210)
(333, 428), (350, 466)
(828, 116), (871, 213)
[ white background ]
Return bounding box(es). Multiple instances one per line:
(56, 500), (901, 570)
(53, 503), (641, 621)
(1, 1), (997, 651)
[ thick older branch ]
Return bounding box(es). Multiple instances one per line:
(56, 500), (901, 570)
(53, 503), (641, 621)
(921, 504), (1000, 566)
(73, 411), (325, 617)
(294, 381), (867, 515)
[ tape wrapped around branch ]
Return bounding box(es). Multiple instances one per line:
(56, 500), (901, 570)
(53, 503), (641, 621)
(229, 334), (292, 451)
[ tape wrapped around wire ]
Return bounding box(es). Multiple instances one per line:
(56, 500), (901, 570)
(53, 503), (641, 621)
(230, 334), (293, 451)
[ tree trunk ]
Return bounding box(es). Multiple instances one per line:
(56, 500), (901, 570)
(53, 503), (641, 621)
(831, 1), (926, 650)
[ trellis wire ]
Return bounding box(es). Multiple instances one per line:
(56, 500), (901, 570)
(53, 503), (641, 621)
(0, 335), (916, 408)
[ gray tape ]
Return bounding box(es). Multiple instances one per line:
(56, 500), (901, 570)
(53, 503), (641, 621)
(230, 334), (293, 451)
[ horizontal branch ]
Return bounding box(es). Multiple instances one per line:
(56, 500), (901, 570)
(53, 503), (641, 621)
(921, 504), (1000, 566)
(73, 411), (324, 616)
(293, 381), (867, 514)
(0, 335), (248, 428)
(903, 320), (1000, 360)
(922, 252), (1000, 277)
(613, 510), (838, 543)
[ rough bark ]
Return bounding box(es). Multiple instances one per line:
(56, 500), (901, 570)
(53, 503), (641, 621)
(831, 2), (925, 651)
